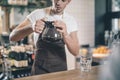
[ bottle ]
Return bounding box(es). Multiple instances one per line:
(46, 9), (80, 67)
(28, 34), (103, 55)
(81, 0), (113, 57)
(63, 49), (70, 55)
(108, 31), (113, 48)
(22, 0), (28, 5)
(0, 73), (4, 80)
(104, 30), (109, 46)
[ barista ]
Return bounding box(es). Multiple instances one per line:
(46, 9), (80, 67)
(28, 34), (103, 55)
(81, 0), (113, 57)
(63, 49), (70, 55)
(9, 0), (79, 75)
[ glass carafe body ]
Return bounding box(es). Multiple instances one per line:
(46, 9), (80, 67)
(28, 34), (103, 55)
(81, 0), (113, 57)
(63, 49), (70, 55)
(41, 21), (62, 42)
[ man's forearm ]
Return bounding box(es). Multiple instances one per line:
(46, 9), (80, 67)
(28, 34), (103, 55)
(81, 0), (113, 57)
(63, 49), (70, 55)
(10, 26), (33, 41)
(63, 34), (79, 56)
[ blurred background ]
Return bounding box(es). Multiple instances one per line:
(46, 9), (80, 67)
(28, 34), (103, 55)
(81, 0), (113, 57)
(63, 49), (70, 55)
(0, 0), (120, 79)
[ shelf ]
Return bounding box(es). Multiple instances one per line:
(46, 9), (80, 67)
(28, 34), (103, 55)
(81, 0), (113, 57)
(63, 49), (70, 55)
(0, 64), (32, 73)
(0, 64), (32, 78)
(0, 0), (52, 9)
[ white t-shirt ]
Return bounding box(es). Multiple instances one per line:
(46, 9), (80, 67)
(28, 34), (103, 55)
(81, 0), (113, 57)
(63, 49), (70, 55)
(26, 8), (78, 44)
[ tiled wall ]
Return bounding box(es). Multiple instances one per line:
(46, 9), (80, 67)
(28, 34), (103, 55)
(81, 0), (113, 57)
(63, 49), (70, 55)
(66, 0), (95, 47)
(65, 0), (95, 70)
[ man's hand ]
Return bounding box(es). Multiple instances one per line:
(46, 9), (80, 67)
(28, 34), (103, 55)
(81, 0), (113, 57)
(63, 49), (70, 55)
(53, 20), (68, 37)
(33, 19), (45, 33)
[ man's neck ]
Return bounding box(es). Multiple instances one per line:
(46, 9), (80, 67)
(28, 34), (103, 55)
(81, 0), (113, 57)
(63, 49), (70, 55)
(51, 9), (64, 15)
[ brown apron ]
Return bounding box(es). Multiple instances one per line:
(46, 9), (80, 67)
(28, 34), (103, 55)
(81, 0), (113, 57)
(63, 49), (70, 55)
(31, 34), (67, 75)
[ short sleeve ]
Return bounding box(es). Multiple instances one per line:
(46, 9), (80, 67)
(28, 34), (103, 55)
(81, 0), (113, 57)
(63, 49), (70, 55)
(26, 9), (45, 24)
(69, 18), (78, 32)
(65, 15), (78, 34)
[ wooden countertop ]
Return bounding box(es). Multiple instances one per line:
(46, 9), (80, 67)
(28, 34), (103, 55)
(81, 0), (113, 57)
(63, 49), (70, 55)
(15, 66), (99, 80)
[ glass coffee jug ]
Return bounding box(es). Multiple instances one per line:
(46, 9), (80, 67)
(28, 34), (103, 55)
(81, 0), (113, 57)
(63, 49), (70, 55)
(41, 21), (62, 43)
